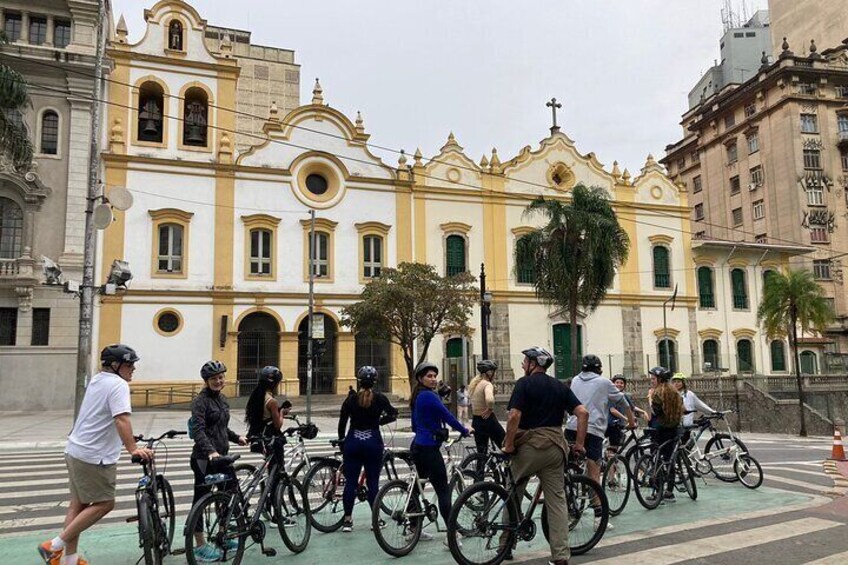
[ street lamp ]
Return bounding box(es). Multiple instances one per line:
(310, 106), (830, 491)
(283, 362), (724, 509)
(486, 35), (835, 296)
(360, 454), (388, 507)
(480, 263), (492, 360)
(662, 283), (678, 369)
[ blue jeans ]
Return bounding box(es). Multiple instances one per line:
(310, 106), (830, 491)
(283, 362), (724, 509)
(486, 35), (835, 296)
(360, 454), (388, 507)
(342, 429), (384, 516)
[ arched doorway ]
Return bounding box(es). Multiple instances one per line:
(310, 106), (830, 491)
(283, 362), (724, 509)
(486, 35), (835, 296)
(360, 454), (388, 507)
(298, 313), (337, 394)
(237, 312), (280, 396)
(800, 350), (818, 375)
(355, 333), (392, 392)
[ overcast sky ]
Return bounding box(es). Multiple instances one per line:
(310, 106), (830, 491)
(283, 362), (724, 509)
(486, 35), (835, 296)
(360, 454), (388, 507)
(114, 0), (768, 173)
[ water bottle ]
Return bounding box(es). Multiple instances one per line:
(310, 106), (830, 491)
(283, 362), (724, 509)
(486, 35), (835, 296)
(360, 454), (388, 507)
(137, 476), (151, 488)
(205, 473), (229, 485)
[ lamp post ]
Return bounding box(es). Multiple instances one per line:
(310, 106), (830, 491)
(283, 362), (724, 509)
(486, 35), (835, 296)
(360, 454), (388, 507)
(480, 263), (492, 360)
(662, 283), (678, 369)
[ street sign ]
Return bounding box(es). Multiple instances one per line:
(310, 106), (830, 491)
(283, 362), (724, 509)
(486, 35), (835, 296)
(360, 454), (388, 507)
(312, 313), (325, 340)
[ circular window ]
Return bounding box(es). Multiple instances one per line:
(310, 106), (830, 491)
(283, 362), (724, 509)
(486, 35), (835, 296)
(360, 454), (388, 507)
(157, 312), (180, 334)
(305, 173), (328, 195)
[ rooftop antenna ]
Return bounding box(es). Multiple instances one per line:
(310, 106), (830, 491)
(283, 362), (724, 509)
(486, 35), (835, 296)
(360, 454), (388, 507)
(721, 0), (742, 32)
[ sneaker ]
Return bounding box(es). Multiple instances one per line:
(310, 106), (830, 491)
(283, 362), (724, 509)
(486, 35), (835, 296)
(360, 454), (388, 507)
(416, 530), (434, 541)
(38, 540), (63, 565)
(342, 519), (353, 533)
(663, 492), (676, 503)
(193, 543), (224, 562)
(225, 538), (239, 552)
(60, 559), (89, 565)
(281, 516), (297, 528)
(370, 519), (386, 531)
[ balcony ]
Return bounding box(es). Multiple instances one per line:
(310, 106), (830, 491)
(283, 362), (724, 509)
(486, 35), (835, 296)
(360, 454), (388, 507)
(0, 256), (37, 285)
(838, 130), (848, 149)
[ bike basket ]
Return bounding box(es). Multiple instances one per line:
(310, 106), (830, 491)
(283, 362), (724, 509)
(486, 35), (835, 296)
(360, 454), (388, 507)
(301, 424), (319, 440)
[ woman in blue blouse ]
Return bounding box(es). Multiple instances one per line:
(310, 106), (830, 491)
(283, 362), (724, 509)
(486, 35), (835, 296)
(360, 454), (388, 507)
(409, 361), (470, 540)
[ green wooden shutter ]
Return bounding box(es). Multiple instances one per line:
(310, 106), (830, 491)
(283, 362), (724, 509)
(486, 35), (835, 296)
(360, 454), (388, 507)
(737, 339), (753, 372)
(698, 267), (714, 308)
(516, 236), (535, 284)
(446, 235), (466, 276)
(653, 246), (670, 288)
(732, 269), (748, 309)
(703, 339), (719, 370)
(771, 340), (786, 371)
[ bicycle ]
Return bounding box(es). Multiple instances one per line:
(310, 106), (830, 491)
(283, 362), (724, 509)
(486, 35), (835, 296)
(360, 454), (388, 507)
(127, 429), (186, 565)
(633, 428), (697, 510)
(183, 425), (313, 565)
(599, 431), (632, 517)
(682, 410), (763, 488)
(370, 435), (477, 557)
(447, 451), (608, 565)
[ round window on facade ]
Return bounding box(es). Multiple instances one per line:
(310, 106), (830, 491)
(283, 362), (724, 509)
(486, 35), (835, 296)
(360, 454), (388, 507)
(305, 173), (328, 195)
(156, 311), (181, 335)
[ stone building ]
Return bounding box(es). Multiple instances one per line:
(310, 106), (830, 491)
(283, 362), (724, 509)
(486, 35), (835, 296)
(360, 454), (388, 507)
(0, 1), (103, 409)
(663, 36), (848, 361)
(769, 0), (848, 61)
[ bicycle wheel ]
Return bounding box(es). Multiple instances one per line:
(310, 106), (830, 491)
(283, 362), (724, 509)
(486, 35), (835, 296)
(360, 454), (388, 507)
(275, 477), (311, 553)
(155, 475), (176, 551)
(705, 433), (744, 482)
(372, 479), (422, 557)
(303, 459), (345, 533)
(447, 481), (515, 565)
(677, 452), (698, 500)
(633, 453), (664, 510)
(449, 468), (478, 503)
(543, 474), (607, 556)
(735, 454), (763, 489)
(136, 492), (161, 565)
(184, 492), (247, 565)
(602, 454), (631, 517)
(234, 463), (273, 521)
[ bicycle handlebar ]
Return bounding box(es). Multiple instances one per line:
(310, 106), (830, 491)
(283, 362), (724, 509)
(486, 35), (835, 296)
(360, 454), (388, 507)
(133, 429), (188, 443)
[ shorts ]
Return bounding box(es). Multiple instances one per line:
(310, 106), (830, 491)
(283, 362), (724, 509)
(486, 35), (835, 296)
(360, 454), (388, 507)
(65, 454), (117, 504)
(606, 424), (624, 448)
(565, 429), (603, 463)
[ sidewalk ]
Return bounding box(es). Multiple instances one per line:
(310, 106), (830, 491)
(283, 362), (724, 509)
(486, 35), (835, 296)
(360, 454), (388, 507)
(0, 410), (415, 450)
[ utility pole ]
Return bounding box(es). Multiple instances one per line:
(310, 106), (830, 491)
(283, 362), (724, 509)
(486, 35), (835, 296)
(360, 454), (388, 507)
(662, 284), (678, 370)
(480, 263), (490, 360)
(74, 0), (106, 418)
(306, 209), (316, 424)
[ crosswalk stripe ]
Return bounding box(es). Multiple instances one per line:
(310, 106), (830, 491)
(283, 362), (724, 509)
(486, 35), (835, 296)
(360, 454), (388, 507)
(762, 474), (834, 493)
(803, 550), (848, 564)
(586, 517), (842, 564)
(0, 502), (195, 531)
(761, 461), (823, 467)
(761, 466), (830, 478)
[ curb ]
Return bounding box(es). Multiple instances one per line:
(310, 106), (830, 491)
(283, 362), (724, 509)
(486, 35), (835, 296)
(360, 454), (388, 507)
(821, 459), (848, 497)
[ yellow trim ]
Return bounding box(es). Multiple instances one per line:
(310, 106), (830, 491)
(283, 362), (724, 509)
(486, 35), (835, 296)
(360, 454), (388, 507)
(99, 164), (129, 350)
(698, 328), (723, 340)
(291, 152), (348, 208)
(293, 308), (341, 334)
(149, 208), (193, 279)
(439, 221), (472, 235)
(395, 187), (413, 262)
(177, 81), (214, 153)
(163, 14), (188, 55)
(728, 258), (750, 268)
(106, 53), (131, 155)
(153, 308), (184, 336)
(693, 256), (717, 266)
(414, 194), (427, 262)
(243, 214), (281, 282)
(355, 222), (392, 284)
(212, 301), (236, 370)
(131, 75), (170, 149)
(654, 327), (681, 339)
(511, 226), (536, 237)
(761, 260), (782, 270)
(234, 306), (286, 333)
(732, 328), (757, 340)
(301, 218), (338, 283)
(648, 234), (674, 245)
(337, 332), (356, 394)
(212, 65), (236, 290)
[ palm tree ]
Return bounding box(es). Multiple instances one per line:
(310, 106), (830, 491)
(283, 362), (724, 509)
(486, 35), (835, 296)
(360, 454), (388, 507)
(518, 184), (630, 376)
(757, 268), (833, 437)
(0, 30), (33, 170)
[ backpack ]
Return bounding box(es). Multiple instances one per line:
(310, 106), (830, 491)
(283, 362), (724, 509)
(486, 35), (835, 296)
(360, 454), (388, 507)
(187, 416), (196, 439)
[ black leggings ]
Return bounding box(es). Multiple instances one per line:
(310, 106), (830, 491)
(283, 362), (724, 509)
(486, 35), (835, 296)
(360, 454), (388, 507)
(190, 457), (235, 533)
(411, 444), (451, 526)
(654, 427), (679, 493)
(472, 415), (505, 457)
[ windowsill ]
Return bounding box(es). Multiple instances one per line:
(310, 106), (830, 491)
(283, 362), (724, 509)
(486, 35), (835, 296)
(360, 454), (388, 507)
(152, 272), (187, 279)
(164, 48), (187, 57)
(177, 142), (213, 153)
(133, 139), (167, 149)
(35, 153), (62, 160)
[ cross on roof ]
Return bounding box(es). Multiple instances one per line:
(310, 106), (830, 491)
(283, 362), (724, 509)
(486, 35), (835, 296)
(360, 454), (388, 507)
(546, 97), (562, 133)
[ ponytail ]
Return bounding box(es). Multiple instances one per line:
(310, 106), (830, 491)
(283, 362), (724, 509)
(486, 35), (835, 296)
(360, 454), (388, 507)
(358, 388), (374, 409)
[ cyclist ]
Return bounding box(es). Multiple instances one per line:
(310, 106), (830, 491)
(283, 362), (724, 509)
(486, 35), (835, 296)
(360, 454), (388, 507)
(565, 355), (634, 528)
(410, 361), (470, 544)
(38, 344), (153, 565)
(189, 361), (247, 561)
(647, 366), (684, 502)
(468, 360), (505, 463)
(244, 366), (284, 437)
(503, 346), (589, 565)
(457, 385), (470, 425)
(607, 375), (648, 450)
(672, 372), (714, 442)
(337, 366), (399, 532)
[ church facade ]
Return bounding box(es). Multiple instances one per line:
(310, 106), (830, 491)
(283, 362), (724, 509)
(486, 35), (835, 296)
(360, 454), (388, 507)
(97, 0), (808, 403)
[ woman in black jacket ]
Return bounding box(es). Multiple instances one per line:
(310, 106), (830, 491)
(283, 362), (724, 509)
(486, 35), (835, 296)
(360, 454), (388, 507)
(189, 361), (246, 561)
(337, 366), (398, 532)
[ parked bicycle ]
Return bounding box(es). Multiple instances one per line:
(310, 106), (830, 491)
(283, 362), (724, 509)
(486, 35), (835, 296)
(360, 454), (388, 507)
(683, 410), (762, 488)
(599, 434), (632, 517)
(127, 429), (186, 565)
(183, 424), (314, 565)
(633, 428), (698, 510)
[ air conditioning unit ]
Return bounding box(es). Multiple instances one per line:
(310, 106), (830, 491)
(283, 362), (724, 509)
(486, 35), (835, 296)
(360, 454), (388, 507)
(748, 182), (760, 191)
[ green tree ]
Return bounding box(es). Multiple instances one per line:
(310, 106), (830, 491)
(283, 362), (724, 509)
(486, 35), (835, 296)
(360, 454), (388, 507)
(340, 262), (477, 390)
(518, 185), (630, 376)
(0, 30), (33, 169)
(757, 268), (833, 437)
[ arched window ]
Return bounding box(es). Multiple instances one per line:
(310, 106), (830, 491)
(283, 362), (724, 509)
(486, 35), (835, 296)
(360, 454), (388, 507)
(653, 246), (671, 288)
(515, 235), (535, 284)
(157, 223), (183, 273)
(763, 269), (776, 288)
(0, 197), (24, 259)
(799, 351), (818, 375)
(770, 340), (787, 372)
(182, 87), (208, 147)
(702, 339), (720, 371)
(168, 20), (183, 51)
(249, 228), (272, 276)
(137, 82), (164, 143)
(737, 339), (754, 372)
(445, 235), (466, 276)
(731, 268), (749, 309)
(657, 338), (677, 373)
(697, 266), (715, 308)
(4, 108), (26, 133)
(39, 110), (59, 155)
(363, 235), (383, 279)
(309, 232), (329, 278)
(355, 333), (391, 391)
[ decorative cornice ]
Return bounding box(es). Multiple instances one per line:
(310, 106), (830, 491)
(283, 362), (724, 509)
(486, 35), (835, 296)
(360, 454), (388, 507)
(148, 208), (194, 222)
(654, 327), (681, 339)
(649, 234), (674, 246)
(300, 218), (338, 231)
(354, 221), (391, 235)
(439, 221), (472, 235)
(698, 328), (723, 340)
(732, 328), (757, 340)
(241, 213), (281, 228)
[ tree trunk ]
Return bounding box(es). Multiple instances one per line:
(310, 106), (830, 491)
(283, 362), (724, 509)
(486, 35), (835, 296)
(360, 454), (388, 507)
(791, 309), (808, 437)
(570, 300), (579, 379)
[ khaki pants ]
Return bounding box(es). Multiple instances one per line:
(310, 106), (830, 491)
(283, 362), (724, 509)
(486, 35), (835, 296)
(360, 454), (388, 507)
(511, 444), (569, 562)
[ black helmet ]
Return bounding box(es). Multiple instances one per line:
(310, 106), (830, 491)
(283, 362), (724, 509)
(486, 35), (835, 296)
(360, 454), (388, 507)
(477, 359), (498, 374)
(100, 344), (140, 366)
(259, 366), (283, 386)
(357, 365), (378, 388)
(581, 354), (602, 373)
(414, 361), (439, 380)
(201, 360), (227, 380)
(522, 346), (553, 369)
(648, 366), (671, 382)
(612, 374), (627, 384)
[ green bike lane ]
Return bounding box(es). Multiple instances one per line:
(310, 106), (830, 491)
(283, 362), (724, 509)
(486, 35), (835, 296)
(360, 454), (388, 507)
(3, 483), (820, 564)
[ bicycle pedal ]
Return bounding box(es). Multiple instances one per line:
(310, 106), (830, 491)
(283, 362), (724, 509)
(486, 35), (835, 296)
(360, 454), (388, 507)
(262, 548), (277, 557)
(171, 548), (186, 556)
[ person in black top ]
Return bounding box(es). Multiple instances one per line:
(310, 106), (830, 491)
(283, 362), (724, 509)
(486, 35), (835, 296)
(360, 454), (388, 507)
(189, 361), (246, 560)
(503, 346), (588, 565)
(337, 366), (398, 532)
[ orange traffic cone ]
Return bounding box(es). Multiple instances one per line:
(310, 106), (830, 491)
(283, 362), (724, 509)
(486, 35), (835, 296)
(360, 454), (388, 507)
(830, 428), (846, 461)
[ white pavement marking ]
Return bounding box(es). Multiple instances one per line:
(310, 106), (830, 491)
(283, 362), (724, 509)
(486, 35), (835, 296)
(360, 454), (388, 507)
(803, 550), (848, 564)
(586, 518), (842, 564)
(763, 474), (834, 493)
(761, 461), (823, 467)
(0, 502), (194, 531)
(762, 466), (832, 478)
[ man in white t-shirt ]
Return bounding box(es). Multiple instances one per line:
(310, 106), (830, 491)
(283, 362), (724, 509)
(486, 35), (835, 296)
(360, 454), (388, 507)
(38, 344), (153, 565)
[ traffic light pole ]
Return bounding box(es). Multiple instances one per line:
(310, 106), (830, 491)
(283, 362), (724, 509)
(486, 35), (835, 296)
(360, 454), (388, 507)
(306, 209), (315, 423)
